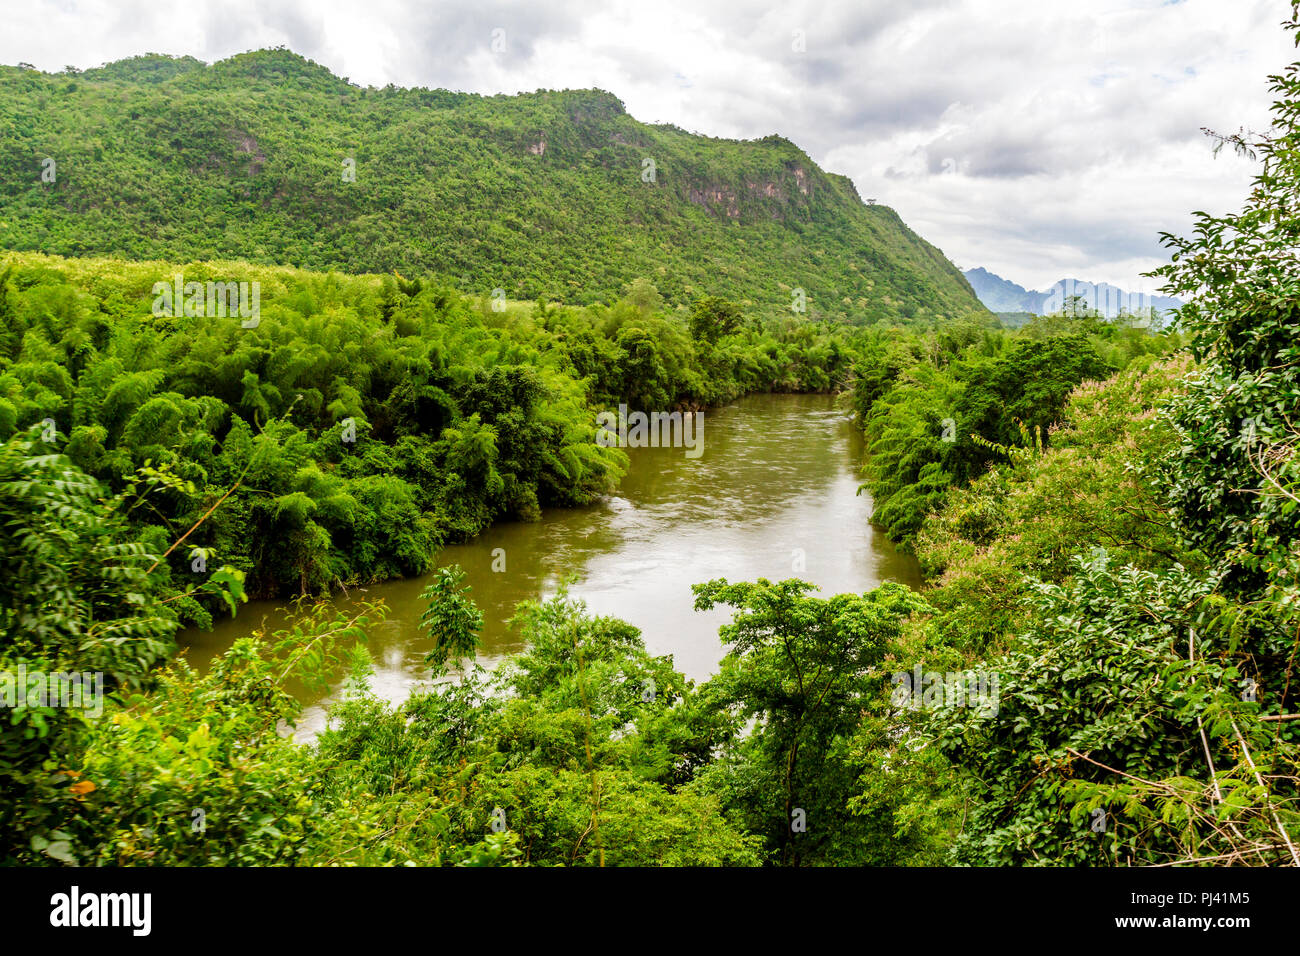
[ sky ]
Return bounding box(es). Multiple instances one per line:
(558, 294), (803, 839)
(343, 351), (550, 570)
(4, 0), (1295, 292)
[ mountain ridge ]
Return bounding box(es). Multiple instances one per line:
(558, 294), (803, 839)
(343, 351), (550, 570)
(0, 49), (986, 323)
(963, 266), (1182, 319)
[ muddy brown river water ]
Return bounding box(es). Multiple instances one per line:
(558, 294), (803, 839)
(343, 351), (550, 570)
(182, 392), (921, 735)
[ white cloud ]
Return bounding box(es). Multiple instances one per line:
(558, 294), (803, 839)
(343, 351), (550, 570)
(2, 0), (1294, 290)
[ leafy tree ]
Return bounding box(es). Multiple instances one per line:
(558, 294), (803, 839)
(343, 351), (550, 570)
(688, 295), (743, 343)
(0, 425), (244, 863)
(691, 578), (928, 864)
(419, 566), (484, 675)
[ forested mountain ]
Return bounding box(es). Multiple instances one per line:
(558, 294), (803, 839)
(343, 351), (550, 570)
(0, 49), (983, 323)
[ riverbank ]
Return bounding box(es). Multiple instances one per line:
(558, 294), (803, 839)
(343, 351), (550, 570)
(181, 393), (921, 734)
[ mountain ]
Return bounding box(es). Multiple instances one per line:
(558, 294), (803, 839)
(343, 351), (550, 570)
(963, 267), (1182, 319)
(962, 267), (1043, 313)
(0, 50), (985, 323)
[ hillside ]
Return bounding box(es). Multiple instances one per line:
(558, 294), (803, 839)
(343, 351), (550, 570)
(0, 50), (984, 323)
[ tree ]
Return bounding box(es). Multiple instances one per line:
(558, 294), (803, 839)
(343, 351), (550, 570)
(691, 578), (927, 864)
(0, 425), (245, 863)
(419, 565), (484, 675)
(1153, 3), (1300, 597)
(688, 295), (743, 343)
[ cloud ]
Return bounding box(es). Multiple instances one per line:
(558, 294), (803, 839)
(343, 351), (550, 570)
(1, 0), (1294, 290)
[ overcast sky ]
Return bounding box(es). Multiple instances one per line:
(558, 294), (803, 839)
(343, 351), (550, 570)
(4, 0), (1295, 292)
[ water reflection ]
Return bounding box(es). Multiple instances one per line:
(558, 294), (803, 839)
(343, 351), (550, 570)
(181, 393), (920, 735)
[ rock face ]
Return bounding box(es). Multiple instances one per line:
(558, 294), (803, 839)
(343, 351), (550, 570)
(0, 49), (986, 321)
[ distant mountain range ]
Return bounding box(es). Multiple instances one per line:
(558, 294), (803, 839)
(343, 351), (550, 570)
(963, 267), (1182, 319)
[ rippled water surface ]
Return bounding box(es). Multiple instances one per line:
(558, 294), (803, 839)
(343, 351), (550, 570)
(183, 393), (921, 734)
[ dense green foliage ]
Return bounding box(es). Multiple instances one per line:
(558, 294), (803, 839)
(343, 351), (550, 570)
(876, 11), (1300, 864)
(914, 356), (1196, 651)
(0, 426), (244, 862)
(0, 252), (880, 604)
(8, 10), (1300, 870)
(690, 578), (931, 865)
(851, 310), (1178, 545)
(0, 50), (984, 323)
(1, 433), (923, 865)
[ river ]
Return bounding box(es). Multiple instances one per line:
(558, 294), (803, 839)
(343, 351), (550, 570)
(181, 393), (921, 735)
